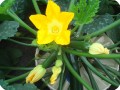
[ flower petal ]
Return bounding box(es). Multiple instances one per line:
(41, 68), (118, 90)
(26, 69), (36, 83)
(29, 14), (48, 29)
(30, 68), (46, 83)
(37, 30), (54, 44)
(46, 0), (60, 19)
(55, 30), (71, 45)
(59, 12), (74, 30)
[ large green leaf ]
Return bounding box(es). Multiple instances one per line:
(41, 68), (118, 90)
(82, 14), (114, 34)
(70, 0), (99, 25)
(98, 0), (114, 14)
(12, 0), (28, 19)
(0, 79), (8, 89)
(106, 13), (120, 42)
(0, 21), (19, 40)
(0, 80), (38, 90)
(0, 0), (28, 21)
(55, 0), (70, 10)
(0, 0), (15, 14)
(12, 84), (38, 90)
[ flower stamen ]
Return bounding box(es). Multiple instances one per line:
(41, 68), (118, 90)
(52, 26), (59, 33)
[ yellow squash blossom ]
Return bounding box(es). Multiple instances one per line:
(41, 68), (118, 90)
(89, 43), (109, 54)
(50, 66), (61, 84)
(26, 65), (46, 84)
(50, 59), (63, 84)
(29, 0), (74, 45)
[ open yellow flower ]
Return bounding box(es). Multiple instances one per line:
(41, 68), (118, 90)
(29, 0), (74, 45)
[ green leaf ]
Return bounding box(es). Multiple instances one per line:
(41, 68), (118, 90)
(82, 14), (114, 34)
(55, 0), (70, 10)
(0, 79), (8, 88)
(12, 0), (28, 19)
(0, 80), (38, 90)
(12, 84), (38, 90)
(0, 14), (13, 21)
(6, 86), (15, 90)
(106, 13), (120, 42)
(0, 21), (19, 40)
(98, 0), (114, 15)
(70, 0), (100, 25)
(0, 0), (28, 21)
(0, 0), (15, 14)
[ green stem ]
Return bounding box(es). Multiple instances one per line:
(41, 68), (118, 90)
(81, 57), (119, 87)
(70, 54), (82, 90)
(76, 25), (83, 37)
(63, 53), (93, 90)
(0, 66), (33, 70)
(94, 58), (119, 84)
(64, 48), (120, 59)
(7, 38), (37, 47)
(58, 65), (65, 90)
(68, 0), (75, 11)
(7, 10), (36, 35)
(115, 59), (120, 64)
(83, 64), (99, 90)
(5, 72), (29, 83)
(107, 41), (120, 49)
(84, 19), (120, 39)
(32, 0), (41, 14)
(15, 37), (35, 40)
(71, 25), (79, 34)
(104, 65), (120, 77)
(42, 51), (57, 68)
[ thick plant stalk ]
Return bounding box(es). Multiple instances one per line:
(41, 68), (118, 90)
(81, 57), (119, 87)
(94, 58), (119, 84)
(83, 64), (99, 90)
(63, 53), (93, 90)
(64, 48), (120, 59)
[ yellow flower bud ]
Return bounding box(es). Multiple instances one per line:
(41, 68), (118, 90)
(50, 66), (61, 84)
(89, 43), (109, 54)
(26, 65), (46, 84)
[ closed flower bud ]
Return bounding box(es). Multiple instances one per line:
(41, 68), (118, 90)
(26, 65), (46, 84)
(55, 60), (63, 67)
(89, 43), (109, 54)
(50, 66), (61, 84)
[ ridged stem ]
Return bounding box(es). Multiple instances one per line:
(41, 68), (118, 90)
(64, 48), (120, 59)
(7, 10), (36, 35)
(32, 0), (41, 14)
(63, 53), (93, 90)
